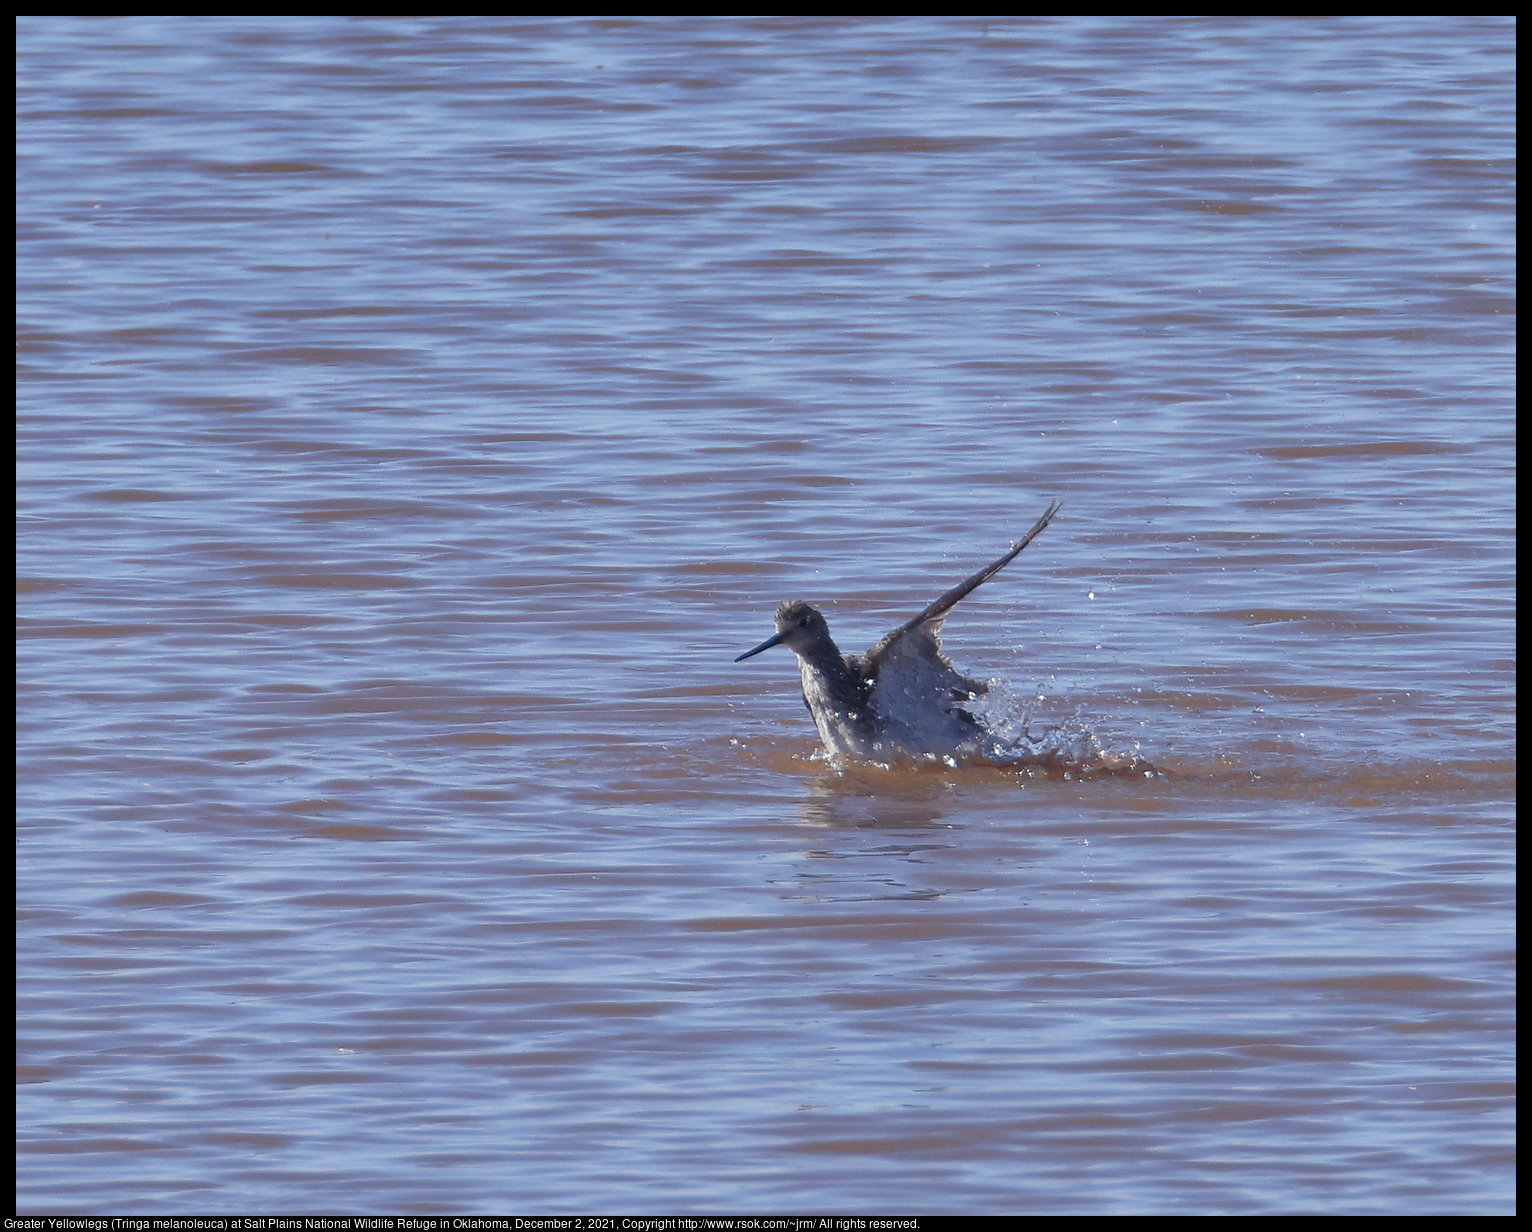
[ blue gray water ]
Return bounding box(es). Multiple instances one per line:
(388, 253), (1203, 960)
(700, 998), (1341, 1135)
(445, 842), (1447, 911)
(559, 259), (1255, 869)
(17, 15), (1514, 1215)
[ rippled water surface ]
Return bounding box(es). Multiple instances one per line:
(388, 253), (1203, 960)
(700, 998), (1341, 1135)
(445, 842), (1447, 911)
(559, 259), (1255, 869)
(17, 16), (1514, 1216)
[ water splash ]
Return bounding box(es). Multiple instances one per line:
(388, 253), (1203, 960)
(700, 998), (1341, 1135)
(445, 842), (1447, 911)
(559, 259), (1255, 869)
(967, 679), (1157, 778)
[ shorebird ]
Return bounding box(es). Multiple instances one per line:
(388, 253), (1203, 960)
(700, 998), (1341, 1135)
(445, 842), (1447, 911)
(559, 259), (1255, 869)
(735, 498), (1062, 763)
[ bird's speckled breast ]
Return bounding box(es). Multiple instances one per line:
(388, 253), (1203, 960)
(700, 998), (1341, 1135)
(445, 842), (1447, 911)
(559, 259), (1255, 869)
(798, 660), (880, 761)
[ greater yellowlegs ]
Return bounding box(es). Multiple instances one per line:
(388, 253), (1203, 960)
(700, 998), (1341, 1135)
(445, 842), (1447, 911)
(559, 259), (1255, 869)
(735, 498), (1062, 762)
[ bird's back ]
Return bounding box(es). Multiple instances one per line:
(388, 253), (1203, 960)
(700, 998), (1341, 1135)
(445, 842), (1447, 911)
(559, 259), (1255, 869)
(856, 630), (987, 760)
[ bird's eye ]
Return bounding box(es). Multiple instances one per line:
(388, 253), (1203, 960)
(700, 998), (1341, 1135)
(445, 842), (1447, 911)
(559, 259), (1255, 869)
(799, 617), (810, 627)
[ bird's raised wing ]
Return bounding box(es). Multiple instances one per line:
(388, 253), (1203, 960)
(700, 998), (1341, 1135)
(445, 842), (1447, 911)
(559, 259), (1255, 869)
(858, 498), (1062, 749)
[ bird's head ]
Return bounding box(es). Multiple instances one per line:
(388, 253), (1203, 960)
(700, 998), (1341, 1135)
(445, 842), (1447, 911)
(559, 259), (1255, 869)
(735, 600), (831, 661)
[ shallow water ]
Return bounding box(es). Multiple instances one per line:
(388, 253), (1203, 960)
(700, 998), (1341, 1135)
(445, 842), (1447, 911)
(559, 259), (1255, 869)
(17, 15), (1514, 1215)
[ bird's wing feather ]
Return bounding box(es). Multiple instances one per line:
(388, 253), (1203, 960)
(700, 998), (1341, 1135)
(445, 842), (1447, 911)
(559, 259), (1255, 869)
(856, 498), (1061, 754)
(862, 497), (1061, 672)
(862, 625), (986, 750)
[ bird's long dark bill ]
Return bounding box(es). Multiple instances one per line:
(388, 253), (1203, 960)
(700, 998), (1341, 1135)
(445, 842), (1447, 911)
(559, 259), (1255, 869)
(735, 630), (787, 662)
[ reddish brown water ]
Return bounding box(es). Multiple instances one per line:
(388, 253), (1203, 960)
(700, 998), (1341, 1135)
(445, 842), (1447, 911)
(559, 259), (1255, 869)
(18, 15), (1513, 1216)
